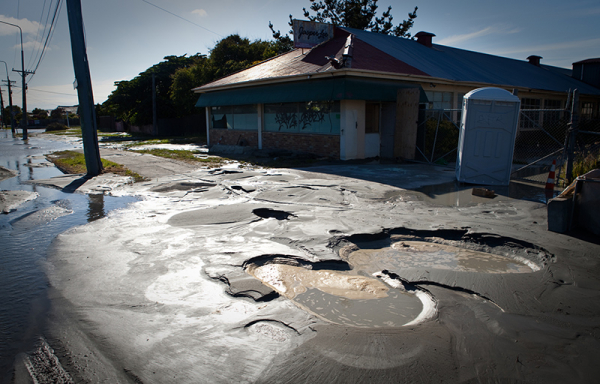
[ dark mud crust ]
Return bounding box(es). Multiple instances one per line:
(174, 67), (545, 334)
(328, 227), (554, 267)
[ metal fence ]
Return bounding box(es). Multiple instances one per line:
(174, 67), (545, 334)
(567, 117), (600, 182)
(511, 109), (570, 185)
(415, 90), (598, 189)
(415, 108), (461, 165)
(415, 107), (572, 186)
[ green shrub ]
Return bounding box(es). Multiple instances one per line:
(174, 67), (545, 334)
(45, 122), (68, 132)
(573, 149), (600, 178)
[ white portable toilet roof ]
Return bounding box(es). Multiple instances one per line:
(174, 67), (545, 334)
(464, 87), (520, 102)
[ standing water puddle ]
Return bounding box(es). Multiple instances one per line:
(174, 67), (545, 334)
(0, 130), (138, 379)
(248, 234), (539, 328)
(346, 241), (537, 274)
(247, 263), (432, 328)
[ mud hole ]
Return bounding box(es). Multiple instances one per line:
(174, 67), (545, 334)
(244, 228), (551, 329)
(245, 256), (428, 328)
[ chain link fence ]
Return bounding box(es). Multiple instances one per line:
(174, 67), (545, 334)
(415, 107), (572, 186)
(415, 108), (460, 165)
(568, 117), (600, 182)
(416, 94), (596, 190)
(511, 109), (570, 186)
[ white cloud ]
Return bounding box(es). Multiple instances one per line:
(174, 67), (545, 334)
(192, 9), (207, 18)
(21, 40), (46, 51)
(493, 37), (600, 57)
(437, 25), (521, 46)
(0, 15), (41, 36)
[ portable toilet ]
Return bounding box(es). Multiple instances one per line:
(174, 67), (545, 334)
(456, 87), (521, 185)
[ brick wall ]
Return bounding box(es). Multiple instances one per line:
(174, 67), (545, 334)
(263, 132), (340, 158)
(209, 129), (340, 158)
(209, 129), (259, 146)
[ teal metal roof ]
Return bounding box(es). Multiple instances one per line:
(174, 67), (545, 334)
(196, 77), (426, 107)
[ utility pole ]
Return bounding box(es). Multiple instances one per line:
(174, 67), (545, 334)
(66, 0), (102, 176)
(0, 21), (31, 140)
(13, 68), (33, 140)
(0, 85), (4, 128)
(1, 61), (17, 135)
(2, 80), (16, 135)
(152, 71), (158, 136)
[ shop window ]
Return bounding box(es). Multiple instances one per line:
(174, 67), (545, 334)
(365, 103), (380, 133)
(520, 98), (541, 130)
(264, 101), (340, 134)
(210, 105), (257, 130)
(581, 102), (597, 119)
(425, 91), (452, 110)
(544, 99), (564, 122)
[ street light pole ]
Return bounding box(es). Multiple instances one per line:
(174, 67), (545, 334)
(0, 21), (32, 140)
(0, 60), (16, 135)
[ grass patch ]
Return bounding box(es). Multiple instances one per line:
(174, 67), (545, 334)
(132, 148), (227, 168)
(45, 126), (83, 137)
(44, 127), (207, 147)
(573, 150), (600, 178)
(122, 136), (207, 148)
(47, 150), (147, 182)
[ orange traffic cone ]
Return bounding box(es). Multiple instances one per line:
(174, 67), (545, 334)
(545, 159), (557, 192)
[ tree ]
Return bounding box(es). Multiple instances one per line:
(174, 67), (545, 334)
(270, 0), (417, 44)
(32, 108), (49, 119)
(170, 55), (213, 117)
(102, 54), (199, 125)
(2, 105), (21, 126)
(102, 35), (286, 125)
(209, 35), (282, 79)
(50, 107), (65, 119)
(169, 35), (287, 116)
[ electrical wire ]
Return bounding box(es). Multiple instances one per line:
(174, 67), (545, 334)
(27, 0), (51, 70)
(139, 0), (223, 37)
(27, 88), (77, 96)
(26, 0), (48, 69)
(27, 0), (63, 84)
(29, 88), (76, 96)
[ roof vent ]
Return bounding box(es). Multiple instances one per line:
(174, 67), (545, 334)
(527, 55), (542, 66)
(415, 32), (435, 48)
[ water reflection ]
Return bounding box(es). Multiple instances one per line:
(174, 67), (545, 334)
(87, 194), (105, 222)
(0, 131), (138, 378)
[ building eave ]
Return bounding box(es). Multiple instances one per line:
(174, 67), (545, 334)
(193, 68), (582, 99)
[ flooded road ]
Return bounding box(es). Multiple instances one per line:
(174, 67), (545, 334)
(0, 129), (137, 381)
(1, 129), (598, 383)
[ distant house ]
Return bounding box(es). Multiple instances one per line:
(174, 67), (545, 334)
(193, 27), (600, 160)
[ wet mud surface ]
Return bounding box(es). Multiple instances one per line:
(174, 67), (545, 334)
(38, 164), (600, 383)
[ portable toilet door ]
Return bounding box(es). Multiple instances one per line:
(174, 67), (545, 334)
(456, 87), (521, 186)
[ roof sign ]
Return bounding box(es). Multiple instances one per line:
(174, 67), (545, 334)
(293, 19), (334, 49)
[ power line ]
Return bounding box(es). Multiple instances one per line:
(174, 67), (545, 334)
(29, 88), (76, 96)
(28, 0), (58, 71)
(139, 0), (223, 38)
(27, 0), (50, 69)
(27, 0), (63, 83)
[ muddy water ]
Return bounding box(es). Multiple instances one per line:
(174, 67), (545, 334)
(247, 234), (538, 328)
(348, 241), (537, 274)
(248, 263), (426, 328)
(0, 130), (137, 380)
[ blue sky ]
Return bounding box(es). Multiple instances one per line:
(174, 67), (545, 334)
(1, 0), (599, 110)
